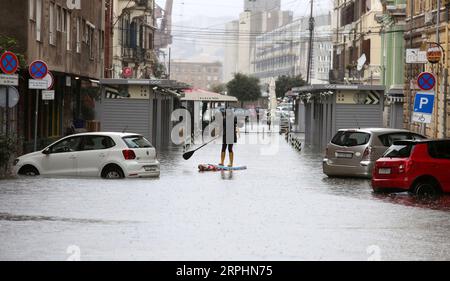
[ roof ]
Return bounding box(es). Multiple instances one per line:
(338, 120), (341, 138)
(99, 79), (189, 90)
(337, 128), (416, 134)
(181, 88), (238, 102)
(69, 132), (142, 137)
(292, 84), (385, 93)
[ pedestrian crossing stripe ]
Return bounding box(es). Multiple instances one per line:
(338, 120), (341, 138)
(365, 91), (380, 105)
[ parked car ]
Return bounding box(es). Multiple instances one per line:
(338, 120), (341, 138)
(13, 132), (160, 179)
(323, 128), (426, 178)
(372, 140), (450, 199)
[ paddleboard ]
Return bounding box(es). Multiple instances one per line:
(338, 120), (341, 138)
(198, 164), (247, 172)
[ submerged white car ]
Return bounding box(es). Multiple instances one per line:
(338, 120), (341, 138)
(13, 132), (160, 179)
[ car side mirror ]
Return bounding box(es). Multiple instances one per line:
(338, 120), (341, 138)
(42, 148), (51, 155)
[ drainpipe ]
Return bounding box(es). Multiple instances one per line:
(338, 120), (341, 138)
(444, 4), (449, 138)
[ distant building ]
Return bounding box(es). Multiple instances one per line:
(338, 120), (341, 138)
(224, 0), (293, 82)
(253, 14), (332, 86)
(111, 0), (157, 79)
(244, 0), (281, 12)
(331, 0), (383, 84)
(0, 0), (105, 152)
(170, 61), (223, 90)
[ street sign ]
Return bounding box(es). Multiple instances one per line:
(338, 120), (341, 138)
(29, 79), (48, 89)
(29, 60), (48, 80)
(427, 44), (442, 64)
(412, 92), (435, 124)
(0, 86), (19, 108)
(0, 74), (19, 86)
(0, 51), (19, 74)
(42, 72), (55, 89)
(122, 67), (133, 78)
(417, 72), (436, 91)
(42, 90), (55, 100)
(406, 49), (428, 64)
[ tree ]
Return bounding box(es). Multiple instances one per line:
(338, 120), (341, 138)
(0, 36), (24, 177)
(0, 35), (26, 68)
(226, 73), (261, 107)
(211, 83), (226, 94)
(275, 75), (306, 98)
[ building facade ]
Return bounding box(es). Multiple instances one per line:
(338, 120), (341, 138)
(331, 0), (383, 84)
(170, 61), (223, 90)
(403, 0), (450, 139)
(0, 0), (106, 152)
(111, 0), (157, 79)
(253, 14), (332, 86)
(223, 0), (293, 82)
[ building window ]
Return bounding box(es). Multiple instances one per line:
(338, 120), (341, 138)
(29, 0), (35, 20)
(36, 0), (42, 41)
(76, 17), (81, 53)
(56, 5), (62, 31)
(49, 2), (55, 45)
(66, 11), (71, 51)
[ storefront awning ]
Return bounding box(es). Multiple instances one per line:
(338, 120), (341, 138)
(181, 88), (238, 102)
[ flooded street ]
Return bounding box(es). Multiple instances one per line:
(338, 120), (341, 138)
(1, 134), (450, 261)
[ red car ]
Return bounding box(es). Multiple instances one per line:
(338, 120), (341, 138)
(372, 140), (450, 199)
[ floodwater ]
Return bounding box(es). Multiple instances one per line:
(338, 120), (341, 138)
(1, 133), (450, 261)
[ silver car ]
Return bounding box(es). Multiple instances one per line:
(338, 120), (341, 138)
(323, 128), (426, 178)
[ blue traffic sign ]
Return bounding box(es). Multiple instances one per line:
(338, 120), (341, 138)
(29, 60), (48, 80)
(414, 92), (435, 114)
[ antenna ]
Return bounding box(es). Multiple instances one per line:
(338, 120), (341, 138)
(122, 126), (128, 133)
(357, 54), (367, 71)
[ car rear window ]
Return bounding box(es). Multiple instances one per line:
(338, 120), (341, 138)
(378, 133), (426, 147)
(331, 131), (371, 147)
(428, 141), (450, 159)
(122, 136), (153, 148)
(383, 144), (414, 158)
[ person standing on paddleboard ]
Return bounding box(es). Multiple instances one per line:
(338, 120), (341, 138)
(219, 108), (238, 167)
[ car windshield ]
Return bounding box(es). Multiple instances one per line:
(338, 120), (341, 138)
(122, 136), (153, 148)
(383, 144), (414, 158)
(331, 131), (371, 147)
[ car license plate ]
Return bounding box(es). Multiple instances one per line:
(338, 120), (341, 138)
(144, 166), (156, 172)
(379, 168), (391, 175)
(336, 152), (353, 159)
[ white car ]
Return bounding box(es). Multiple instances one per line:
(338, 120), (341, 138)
(13, 132), (160, 179)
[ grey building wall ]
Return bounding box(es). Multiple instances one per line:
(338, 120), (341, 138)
(244, 0), (281, 12)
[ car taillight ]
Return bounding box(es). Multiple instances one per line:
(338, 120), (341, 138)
(122, 149), (136, 160)
(362, 147), (372, 160)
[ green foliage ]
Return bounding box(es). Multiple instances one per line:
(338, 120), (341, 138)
(275, 75), (306, 98)
(226, 73), (261, 105)
(0, 35), (26, 68)
(211, 83), (226, 94)
(153, 62), (166, 79)
(0, 135), (17, 173)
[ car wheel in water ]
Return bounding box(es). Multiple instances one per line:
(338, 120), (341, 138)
(413, 181), (441, 201)
(102, 166), (124, 179)
(19, 166), (39, 177)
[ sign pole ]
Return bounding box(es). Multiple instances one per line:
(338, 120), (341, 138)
(5, 86), (9, 137)
(34, 89), (39, 151)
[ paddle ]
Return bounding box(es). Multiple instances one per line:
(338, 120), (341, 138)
(183, 137), (220, 160)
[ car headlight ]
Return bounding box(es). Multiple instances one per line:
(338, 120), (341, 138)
(13, 159), (19, 166)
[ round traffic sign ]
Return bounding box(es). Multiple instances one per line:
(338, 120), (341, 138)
(0, 86), (20, 108)
(122, 67), (133, 78)
(417, 72), (436, 91)
(427, 44), (442, 64)
(0, 51), (19, 75)
(29, 60), (48, 80)
(42, 71), (55, 89)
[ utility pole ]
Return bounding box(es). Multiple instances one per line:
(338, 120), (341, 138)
(306, 0), (315, 84)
